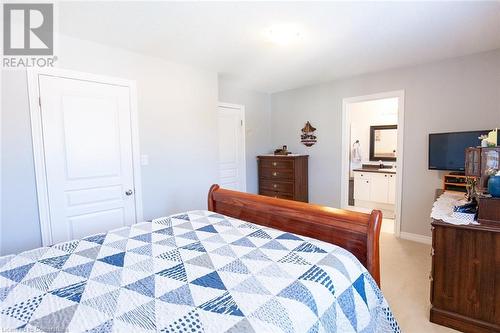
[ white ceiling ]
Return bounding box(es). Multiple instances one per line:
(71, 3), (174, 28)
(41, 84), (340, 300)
(58, 1), (500, 93)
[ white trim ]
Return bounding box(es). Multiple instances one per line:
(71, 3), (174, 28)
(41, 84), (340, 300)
(218, 102), (247, 192)
(27, 69), (52, 246)
(400, 232), (432, 245)
(27, 68), (143, 246)
(0, 63), (3, 254)
(341, 90), (405, 237)
(128, 81), (144, 222)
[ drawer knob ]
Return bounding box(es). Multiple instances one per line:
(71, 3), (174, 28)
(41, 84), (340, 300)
(273, 184), (277, 188)
(272, 162), (277, 166)
(273, 172), (277, 176)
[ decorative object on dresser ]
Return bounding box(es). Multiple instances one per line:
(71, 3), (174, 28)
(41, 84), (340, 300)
(489, 174), (500, 197)
(430, 190), (500, 333)
(274, 145), (290, 155)
(465, 176), (478, 201)
(300, 121), (317, 147)
(465, 146), (500, 192)
(257, 154), (308, 202)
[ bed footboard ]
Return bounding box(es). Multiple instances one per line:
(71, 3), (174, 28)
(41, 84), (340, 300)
(207, 184), (382, 286)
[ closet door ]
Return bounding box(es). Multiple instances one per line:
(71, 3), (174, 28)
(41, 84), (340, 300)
(37, 74), (138, 244)
(217, 104), (246, 191)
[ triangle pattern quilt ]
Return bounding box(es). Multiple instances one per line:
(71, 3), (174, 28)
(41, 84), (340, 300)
(0, 210), (399, 332)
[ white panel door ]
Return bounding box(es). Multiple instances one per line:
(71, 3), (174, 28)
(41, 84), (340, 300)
(369, 173), (389, 203)
(217, 104), (246, 191)
(39, 75), (137, 243)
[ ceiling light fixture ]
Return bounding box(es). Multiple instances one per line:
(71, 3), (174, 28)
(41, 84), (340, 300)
(265, 24), (303, 46)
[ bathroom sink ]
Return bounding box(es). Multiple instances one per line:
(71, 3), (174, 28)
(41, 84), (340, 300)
(378, 168), (396, 172)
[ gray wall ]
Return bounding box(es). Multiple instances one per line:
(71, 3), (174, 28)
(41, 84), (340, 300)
(1, 35), (219, 255)
(271, 49), (500, 237)
(2, 71), (42, 255)
(218, 77), (272, 194)
(2, 35), (499, 255)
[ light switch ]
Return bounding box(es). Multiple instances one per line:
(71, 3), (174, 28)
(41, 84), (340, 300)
(140, 154), (149, 166)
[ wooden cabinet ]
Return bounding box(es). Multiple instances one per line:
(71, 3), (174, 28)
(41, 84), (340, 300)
(465, 147), (500, 192)
(257, 155), (308, 202)
(430, 220), (500, 332)
(465, 147), (481, 177)
(353, 171), (396, 204)
(479, 147), (500, 191)
(478, 197), (500, 226)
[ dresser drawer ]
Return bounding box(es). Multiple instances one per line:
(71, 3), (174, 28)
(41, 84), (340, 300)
(260, 189), (294, 200)
(259, 168), (294, 180)
(259, 159), (294, 169)
(259, 180), (294, 193)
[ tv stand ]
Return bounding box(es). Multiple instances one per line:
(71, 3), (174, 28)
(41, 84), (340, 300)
(448, 171), (465, 176)
(443, 173), (468, 192)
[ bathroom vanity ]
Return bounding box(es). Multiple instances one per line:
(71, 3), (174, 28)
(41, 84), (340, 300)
(353, 168), (396, 217)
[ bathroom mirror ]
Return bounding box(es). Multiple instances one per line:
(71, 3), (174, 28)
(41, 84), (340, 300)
(369, 125), (397, 161)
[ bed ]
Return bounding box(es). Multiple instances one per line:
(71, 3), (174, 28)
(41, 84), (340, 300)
(0, 185), (399, 332)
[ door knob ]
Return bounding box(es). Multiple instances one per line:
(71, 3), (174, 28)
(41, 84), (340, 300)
(125, 189), (133, 196)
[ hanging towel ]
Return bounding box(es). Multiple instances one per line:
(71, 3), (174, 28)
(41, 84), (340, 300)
(352, 141), (362, 163)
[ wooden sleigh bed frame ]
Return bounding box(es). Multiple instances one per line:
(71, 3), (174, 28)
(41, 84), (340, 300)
(208, 184), (383, 286)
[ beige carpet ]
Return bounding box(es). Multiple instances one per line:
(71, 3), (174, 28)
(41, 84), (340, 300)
(379, 231), (458, 332)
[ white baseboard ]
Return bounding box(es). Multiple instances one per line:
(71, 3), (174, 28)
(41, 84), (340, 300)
(399, 232), (432, 245)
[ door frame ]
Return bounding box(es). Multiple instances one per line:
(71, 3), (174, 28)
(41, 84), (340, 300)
(217, 102), (247, 192)
(27, 68), (143, 246)
(340, 90), (405, 236)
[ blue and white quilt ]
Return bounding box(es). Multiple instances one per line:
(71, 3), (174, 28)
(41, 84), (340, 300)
(0, 211), (400, 332)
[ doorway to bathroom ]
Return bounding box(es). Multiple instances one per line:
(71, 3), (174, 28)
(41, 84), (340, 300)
(341, 91), (405, 236)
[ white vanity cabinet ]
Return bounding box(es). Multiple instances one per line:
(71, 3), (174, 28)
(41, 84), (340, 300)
(353, 171), (396, 204)
(387, 173), (396, 204)
(353, 172), (370, 201)
(370, 173), (391, 203)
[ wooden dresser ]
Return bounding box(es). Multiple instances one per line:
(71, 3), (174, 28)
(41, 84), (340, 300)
(430, 219), (500, 332)
(257, 155), (308, 202)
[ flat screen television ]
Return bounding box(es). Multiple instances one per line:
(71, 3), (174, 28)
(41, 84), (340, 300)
(428, 130), (490, 171)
